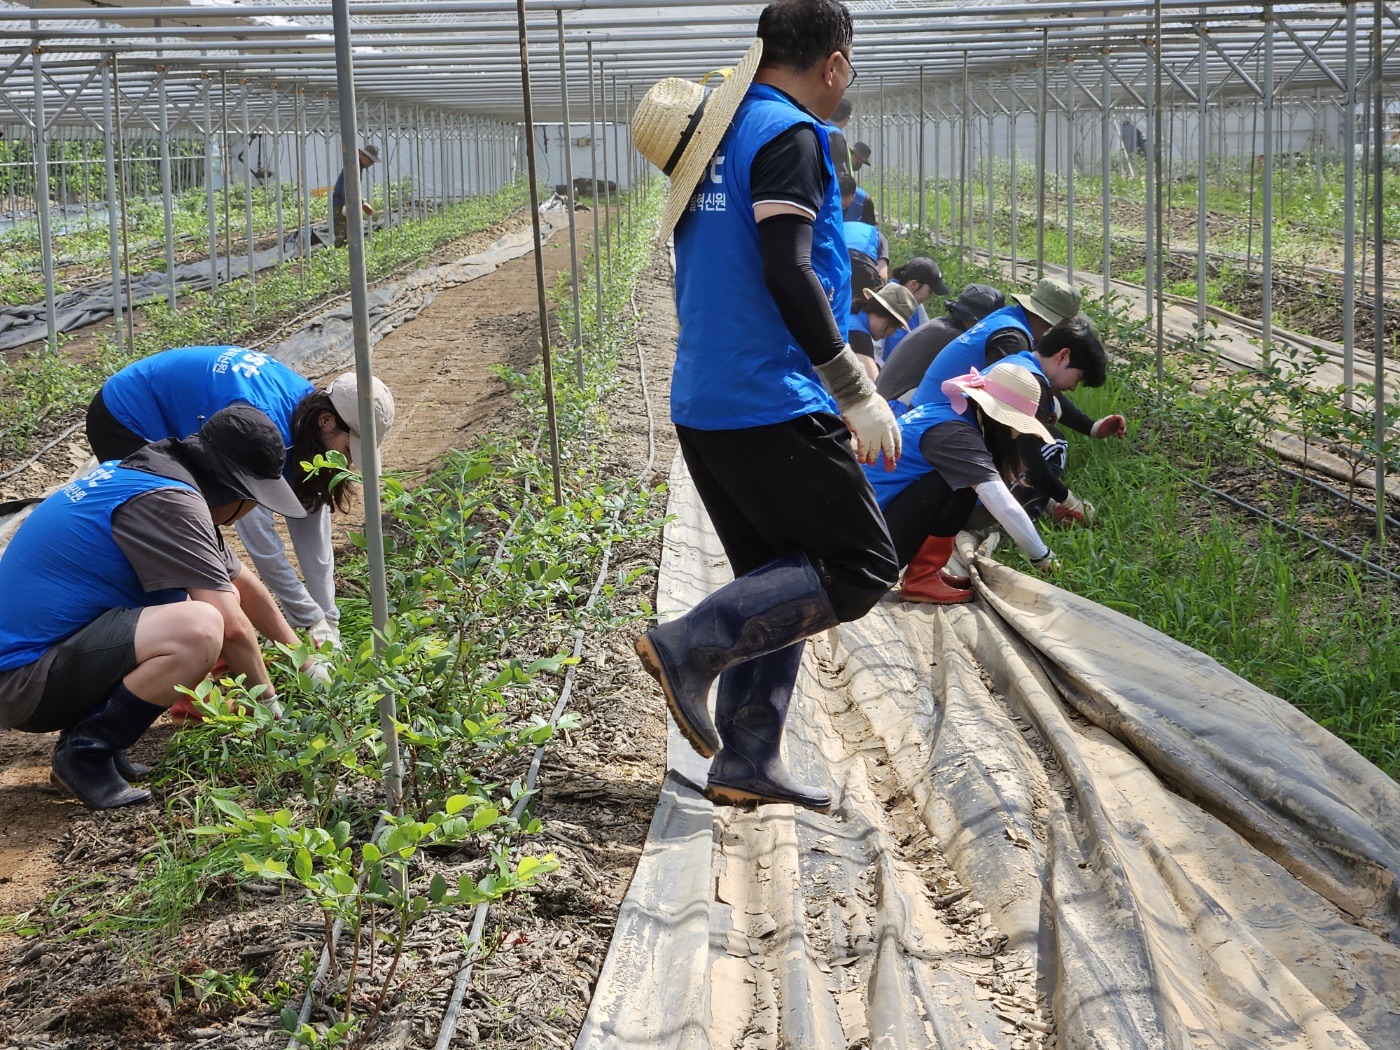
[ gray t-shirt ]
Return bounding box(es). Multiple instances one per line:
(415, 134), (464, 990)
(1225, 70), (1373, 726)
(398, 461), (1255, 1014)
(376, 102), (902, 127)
(0, 488), (239, 727)
(919, 420), (1000, 492)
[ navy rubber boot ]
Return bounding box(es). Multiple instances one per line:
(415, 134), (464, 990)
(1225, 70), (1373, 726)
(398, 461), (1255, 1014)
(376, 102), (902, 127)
(704, 642), (832, 814)
(635, 552), (838, 759)
(51, 686), (164, 810)
(54, 731), (149, 781)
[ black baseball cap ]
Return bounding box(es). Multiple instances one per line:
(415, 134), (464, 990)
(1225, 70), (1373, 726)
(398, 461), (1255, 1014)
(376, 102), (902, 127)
(946, 283), (1006, 323)
(196, 405), (307, 518)
(896, 257), (951, 297)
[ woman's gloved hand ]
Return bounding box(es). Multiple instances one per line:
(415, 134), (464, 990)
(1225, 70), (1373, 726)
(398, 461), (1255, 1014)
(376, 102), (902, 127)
(1049, 492), (1095, 527)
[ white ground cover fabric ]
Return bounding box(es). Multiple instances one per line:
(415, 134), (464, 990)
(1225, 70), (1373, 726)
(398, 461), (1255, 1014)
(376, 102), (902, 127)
(578, 452), (1400, 1049)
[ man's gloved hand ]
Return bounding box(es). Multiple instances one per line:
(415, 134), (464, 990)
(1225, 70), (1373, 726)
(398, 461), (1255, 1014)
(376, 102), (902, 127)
(1030, 551), (1059, 575)
(815, 345), (902, 469)
(1090, 414), (1126, 439)
(307, 618), (342, 650)
(1049, 492), (1096, 527)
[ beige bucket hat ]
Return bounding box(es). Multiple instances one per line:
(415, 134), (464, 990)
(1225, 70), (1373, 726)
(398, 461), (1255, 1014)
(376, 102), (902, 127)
(1010, 276), (1081, 326)
(862, 282), (918, 331)
(941, 362), (1053, 443)
(632, 40), (764, 243)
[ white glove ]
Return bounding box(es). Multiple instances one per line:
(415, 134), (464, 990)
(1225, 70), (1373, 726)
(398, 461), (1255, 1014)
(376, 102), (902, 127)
(1090, 414), (1126, 439)
(1049, 492), (1095, 527)
(1030, 551), (1059, 575)
(302, 658), (333, 688)
(814, 345), (902, 469)
(307, 618), (342, 649)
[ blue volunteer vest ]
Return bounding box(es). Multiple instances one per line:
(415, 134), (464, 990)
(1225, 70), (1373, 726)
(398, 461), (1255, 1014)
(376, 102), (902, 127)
(880, 294), (925, 360)
(863, 399), (971, 509)
(0, 464), (194, 671)
(672, 84), (850, 430)
(908, 306), (1032, 409)
(102, 345), (313, 450)
(843, 220), (881, 262)
(843, 186), (869, 222)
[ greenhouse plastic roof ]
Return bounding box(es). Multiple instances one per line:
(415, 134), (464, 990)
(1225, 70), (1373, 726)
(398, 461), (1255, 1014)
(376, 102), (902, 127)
(0, 0), (1394, 126)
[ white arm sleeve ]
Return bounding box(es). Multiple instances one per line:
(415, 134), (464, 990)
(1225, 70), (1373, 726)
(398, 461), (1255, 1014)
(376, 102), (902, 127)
(974, 478), (1051, 561)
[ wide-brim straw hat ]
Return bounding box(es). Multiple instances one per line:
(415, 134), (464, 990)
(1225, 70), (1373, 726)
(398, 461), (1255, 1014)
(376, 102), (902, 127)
(941, 362), (1053, 443)
(632, 40), (764, 243)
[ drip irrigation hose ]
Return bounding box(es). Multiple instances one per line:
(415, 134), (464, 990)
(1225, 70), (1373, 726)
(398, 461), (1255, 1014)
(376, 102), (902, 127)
(0, 420), (86, 483)
(433, 250), (659, 1050)
(1182, 473), (1400, 586)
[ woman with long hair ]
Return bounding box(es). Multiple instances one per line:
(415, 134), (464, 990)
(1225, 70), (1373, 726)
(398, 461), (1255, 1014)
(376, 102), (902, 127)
(865, 361), (1058, 603)
(87, 345), (394, 647)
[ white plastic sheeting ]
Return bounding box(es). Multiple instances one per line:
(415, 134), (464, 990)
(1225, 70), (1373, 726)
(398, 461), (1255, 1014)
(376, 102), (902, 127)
(578, 452), (1400, 1049)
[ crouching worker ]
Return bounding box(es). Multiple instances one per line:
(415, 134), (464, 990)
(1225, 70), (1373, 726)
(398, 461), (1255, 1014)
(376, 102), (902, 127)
(0, 406), (309, 810)
(868, 363), (1059, 603)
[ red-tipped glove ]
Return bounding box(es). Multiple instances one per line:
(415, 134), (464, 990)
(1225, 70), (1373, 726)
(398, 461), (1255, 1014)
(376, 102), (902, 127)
(1049, 493), (1095, 527)
(1090, 414), (1126, 439)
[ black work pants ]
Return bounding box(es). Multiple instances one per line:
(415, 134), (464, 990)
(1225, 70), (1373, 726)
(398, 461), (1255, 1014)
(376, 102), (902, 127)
(676, 412), (898, 623)
(880, 472), (979, 569)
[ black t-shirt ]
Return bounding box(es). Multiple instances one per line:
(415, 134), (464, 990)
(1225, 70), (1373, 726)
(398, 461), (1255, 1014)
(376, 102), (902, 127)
(751, 124), (830, 219)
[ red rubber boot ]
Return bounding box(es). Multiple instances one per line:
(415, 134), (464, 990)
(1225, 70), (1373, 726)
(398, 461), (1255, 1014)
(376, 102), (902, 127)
(900, 536), (974, 604)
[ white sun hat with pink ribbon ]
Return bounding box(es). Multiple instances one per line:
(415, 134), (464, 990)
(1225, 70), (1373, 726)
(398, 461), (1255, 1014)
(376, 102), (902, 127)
(941, 362), (1053, 443)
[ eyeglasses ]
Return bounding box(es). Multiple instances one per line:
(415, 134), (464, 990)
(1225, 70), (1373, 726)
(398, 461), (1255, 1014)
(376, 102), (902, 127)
(842, 53), (858, 89)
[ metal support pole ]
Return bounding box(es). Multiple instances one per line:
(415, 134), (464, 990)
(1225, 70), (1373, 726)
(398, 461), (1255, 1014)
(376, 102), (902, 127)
(222, 72), (233, 287)
(1067, 68), (1076, 281)
(1372, 0), (1386, 538)
(157, 61), (177, 310)
(330, 0), (400, 814)
(588, 41), (603, 344)
(1102, 50), (1112, 296)
(1145, 39), (1158, 346)
(1197, 15), (1208, 324)
(1036, 31), (1049, 278)
(602, 64), (613, 279)
(933, 87), (942, 242)
(879, 76), (887, 231)
(1343, 0), (1358, 403)
(297, 88), (310, 265)
(242, 85), (256, 310)
(102, 55), (124, 353)
(31, 44), (57, 351)
(958, 62), (968, 262)
(118, 55), (137, 350)
(557, 10), (584, 372)
(918, 68), (926, 229)
(204, 77), (218, 291)
(1261, 6), (1275, 350)
(1151, 0), (1165, 379)
(272, 88), (285, 264)
(987, 94), (996, 263)
(1010, 76), (1019, 280)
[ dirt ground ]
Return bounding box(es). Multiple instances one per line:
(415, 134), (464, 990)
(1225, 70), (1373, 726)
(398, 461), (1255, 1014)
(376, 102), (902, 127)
(0, 204), (680, 1049)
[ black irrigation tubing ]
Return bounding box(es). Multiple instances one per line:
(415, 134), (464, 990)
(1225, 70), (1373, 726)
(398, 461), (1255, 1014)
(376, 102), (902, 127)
(1270, 457), (1400, 532)
(1182, 471), (1400, 586)
(0, 419), (85, 483)
(433, 261), (659, 1050)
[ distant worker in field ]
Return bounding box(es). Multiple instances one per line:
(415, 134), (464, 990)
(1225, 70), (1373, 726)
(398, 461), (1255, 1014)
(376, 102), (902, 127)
(878, 257), (951, 361)
(332, 142), (379, 248)
(631, 0), (899, 814)
(876, 283), (1006, 409)
(0, 407), (308, 810)
(841, 173), (888, 303)
(850, 140), (872, 173)
(87, 345), (396, 651)
(842, 165), (876, 224)
(827, 96), (853, 182)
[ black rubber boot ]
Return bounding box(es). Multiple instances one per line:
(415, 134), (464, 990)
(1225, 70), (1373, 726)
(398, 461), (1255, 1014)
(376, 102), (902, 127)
(54, 731), (149, 781)
(635, 552), (838, 759)
(51, 686), (164, 810)
(704, 642), (832, 814)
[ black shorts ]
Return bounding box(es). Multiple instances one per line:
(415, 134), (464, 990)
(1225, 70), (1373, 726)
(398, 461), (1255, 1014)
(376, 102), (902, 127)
(5, 608), (142, 733)
(676, 412), (898, 623)
(86, 386), (148, 463)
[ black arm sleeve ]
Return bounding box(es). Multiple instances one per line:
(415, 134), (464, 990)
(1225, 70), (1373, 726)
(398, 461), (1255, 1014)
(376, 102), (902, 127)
(1056, 393), (1094, 436)
(758, 214), (846, 367)
(984, 328), (1031, 366)
(1016, 433), (1070, 503)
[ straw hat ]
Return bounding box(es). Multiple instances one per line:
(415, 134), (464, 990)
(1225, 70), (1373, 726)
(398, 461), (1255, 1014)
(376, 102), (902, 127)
(862, 282), (917, 331)
(941, 362), (1053, 443)
(632, 40), (764, 243)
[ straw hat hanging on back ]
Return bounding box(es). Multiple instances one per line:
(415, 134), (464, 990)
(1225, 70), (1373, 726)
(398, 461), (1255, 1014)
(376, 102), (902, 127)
(632, 40), (764, 243)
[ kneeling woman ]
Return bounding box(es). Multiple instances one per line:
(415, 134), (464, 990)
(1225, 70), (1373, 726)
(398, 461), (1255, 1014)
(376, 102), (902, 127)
(865, 361), (1057, 603)
(87, 346), (395, 647)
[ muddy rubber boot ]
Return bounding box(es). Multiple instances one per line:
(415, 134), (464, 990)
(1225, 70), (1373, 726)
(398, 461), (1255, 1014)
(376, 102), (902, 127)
(900, 536), (974, 604)
(704, 642), (831, 813)
(51, 685), (164, 810)
(635, 552), (839, 759)
(53, 731), (149, 781)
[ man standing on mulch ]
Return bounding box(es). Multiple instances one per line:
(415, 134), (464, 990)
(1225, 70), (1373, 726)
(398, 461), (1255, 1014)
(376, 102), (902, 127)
(332, 143), (379, 248)
(631, 0), (899, 814)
